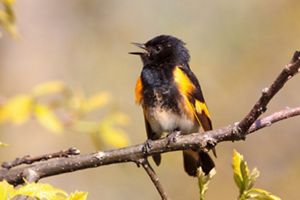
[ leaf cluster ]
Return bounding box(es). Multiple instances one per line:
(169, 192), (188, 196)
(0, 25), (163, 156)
(232, 149), (281, 200)
(0, 180), (87, 200)
(0, 81), (130, 148)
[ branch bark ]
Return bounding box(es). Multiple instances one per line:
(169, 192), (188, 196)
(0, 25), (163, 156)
(0, 51), (299, 199)
(0, 107), (299, 185)
(138, 158), (169, 200)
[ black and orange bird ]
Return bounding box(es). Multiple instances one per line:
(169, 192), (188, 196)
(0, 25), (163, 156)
(130, 35), (215, 176)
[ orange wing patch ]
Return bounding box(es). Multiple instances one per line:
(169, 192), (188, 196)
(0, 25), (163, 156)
(195, 100), (211, 119)
(173, 67), (201, 123)
(173, 66), (212, 128)
(173, 67), (195, 95)
(135, 77), (143, 104)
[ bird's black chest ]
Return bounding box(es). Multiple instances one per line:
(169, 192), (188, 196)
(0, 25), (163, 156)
(141, 65), (180, 112)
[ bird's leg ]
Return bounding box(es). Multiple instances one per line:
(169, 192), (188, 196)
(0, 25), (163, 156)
(202, 134), (218, 157)
(142, 139), (154, 154)
(167, 129), (181, 145)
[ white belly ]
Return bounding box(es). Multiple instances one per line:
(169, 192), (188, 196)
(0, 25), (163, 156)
(145, 107), (199, 135)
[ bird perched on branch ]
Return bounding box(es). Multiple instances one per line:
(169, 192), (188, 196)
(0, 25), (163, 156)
(130, 35), (215, 176)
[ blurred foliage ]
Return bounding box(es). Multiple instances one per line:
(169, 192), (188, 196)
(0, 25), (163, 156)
(232, 149), (281, 200)
(0, 0), (19, 38)
(0, 81), (130, 149)
(0, 180), (88, 200)
(197, 167), (216, 200)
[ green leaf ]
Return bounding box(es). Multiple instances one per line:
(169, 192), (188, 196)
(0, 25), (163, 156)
(233, 150), (281, 200)
(34, 103), (63, 134)
(68, 191), (88, 200)
(0, 178), (88, 200)
(198, 167), (216, 200)
(0, 94), (33, 124)
(248, 167), (260, 189)
(0, 180), (15, 199)
(32, 81), (67, 97)
(233, 149), (260, 196)
(12, 182), (67, 200)
(246, 188), (281, 200)
(240, 158), (250, 190)
(232, 149), (244, 193)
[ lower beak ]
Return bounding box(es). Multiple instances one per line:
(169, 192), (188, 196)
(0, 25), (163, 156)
(129, 42), (147, 55)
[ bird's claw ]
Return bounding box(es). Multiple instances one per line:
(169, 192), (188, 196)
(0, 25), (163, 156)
(167, 131), (181, 146)
(142, 139), (153, 154)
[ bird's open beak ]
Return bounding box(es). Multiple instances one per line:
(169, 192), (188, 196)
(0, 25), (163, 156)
(129, 42), (147, 55)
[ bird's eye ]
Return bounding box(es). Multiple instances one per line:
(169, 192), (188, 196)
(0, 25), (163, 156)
(155, 45), (162, 52)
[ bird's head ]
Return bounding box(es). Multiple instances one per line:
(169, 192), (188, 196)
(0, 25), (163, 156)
(130, 35), (190, 66)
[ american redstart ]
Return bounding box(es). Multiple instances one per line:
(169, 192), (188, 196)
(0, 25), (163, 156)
(130, 35), (215, 176)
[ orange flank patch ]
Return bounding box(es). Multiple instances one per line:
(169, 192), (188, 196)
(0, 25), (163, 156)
(195, 100), (211, 119)
(135, 77), (143, 104)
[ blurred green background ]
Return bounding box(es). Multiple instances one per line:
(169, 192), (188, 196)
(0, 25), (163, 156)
(1, 0), (300, 199)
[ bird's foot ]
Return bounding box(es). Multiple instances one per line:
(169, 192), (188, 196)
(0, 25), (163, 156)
(202, 135), (217, 156)
(142, 139), (153, 155)
(166, 130), (181, 145)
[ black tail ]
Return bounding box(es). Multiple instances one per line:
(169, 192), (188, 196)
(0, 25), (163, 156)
(183, 150), (215, 176)
(152, 154), (161, 166)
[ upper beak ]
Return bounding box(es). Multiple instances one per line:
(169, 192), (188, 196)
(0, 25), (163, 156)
(129, 42), (147, 55)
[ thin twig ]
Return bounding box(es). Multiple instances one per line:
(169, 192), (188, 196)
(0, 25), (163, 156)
(1, 147), (80, 169)
(138, 158), (169, 200)
(235, 51), (300, 137)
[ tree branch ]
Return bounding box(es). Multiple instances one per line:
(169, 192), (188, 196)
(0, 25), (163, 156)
(0, 51), (299, 199)
(138, 158), (169, 200)
(235, 51), (300, 136)
(2, 147), (80, 169)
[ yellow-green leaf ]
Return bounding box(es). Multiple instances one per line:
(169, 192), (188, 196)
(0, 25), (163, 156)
(12, 182), (67, 200)
(246, 188), (281, 200)
(232, 149), (243, 191)
(0, 141), (8, 147)
(99, 125), (129, 148)
(198, 167), (216, 200)
(68, 191), (88, 200)
(32, 81), (67, 97)
(110, 112), (130, 126)
(3, 0), (16, 6)
(34, 104), (63, 134)
(0, 0), (19, 39)
(82, 92), (111, 113)
(0, 94), (33, 124)
(240, 158), (250, 190)
(0, 180), (15, 199)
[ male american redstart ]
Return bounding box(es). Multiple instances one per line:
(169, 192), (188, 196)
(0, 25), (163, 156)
(130, 35), (215, 176)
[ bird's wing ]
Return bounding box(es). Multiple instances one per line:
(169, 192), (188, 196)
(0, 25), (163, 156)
(173, 66), (212, 131)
